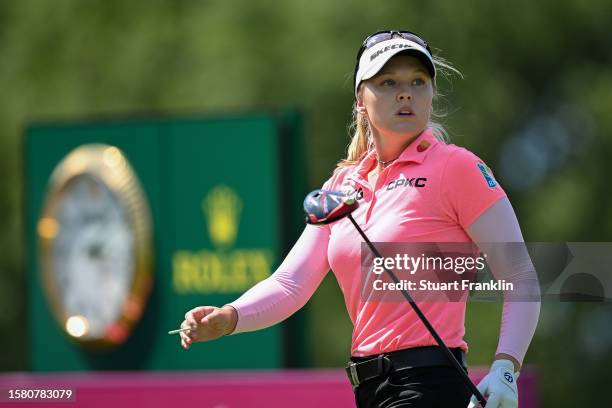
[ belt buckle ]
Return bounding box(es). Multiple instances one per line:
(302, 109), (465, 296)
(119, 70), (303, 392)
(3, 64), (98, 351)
(348, 363), (360, 386)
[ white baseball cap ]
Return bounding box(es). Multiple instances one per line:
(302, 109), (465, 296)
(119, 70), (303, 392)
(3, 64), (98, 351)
(354, 32), (436, 96)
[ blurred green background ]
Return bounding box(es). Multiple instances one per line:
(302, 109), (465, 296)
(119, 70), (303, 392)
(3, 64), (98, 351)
(1, 1), (612, 406)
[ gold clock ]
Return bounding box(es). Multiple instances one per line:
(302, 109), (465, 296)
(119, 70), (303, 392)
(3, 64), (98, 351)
(37, 144), (153, 347)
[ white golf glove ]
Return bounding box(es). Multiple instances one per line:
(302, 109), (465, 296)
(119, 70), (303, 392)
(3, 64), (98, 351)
(468, 359), (519, 408)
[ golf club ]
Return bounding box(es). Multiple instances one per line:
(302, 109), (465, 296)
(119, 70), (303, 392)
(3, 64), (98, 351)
(303, 189), (487, 407)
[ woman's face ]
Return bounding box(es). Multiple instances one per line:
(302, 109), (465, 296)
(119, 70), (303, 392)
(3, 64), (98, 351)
(358, 54), (434, 140)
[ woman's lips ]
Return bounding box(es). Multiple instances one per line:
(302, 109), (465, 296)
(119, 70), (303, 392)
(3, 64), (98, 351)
(396, 107), (414, 116)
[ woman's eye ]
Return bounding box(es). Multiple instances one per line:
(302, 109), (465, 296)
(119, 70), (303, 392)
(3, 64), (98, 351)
(381, 79), (396, 86)
(412, 78), (425, 86)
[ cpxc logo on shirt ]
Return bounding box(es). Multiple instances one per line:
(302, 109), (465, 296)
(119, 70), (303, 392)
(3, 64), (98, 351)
(476, 162), (497, 188)
(386, 177), (427, 191)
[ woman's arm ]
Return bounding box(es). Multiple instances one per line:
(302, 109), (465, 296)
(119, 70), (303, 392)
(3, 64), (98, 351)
(227, 224), (331, 333)
(180, 223), (331, 347)
(467, 197), (541, 372)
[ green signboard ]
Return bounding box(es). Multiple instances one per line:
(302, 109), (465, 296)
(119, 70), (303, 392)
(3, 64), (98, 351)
(25, 112), (306, 371)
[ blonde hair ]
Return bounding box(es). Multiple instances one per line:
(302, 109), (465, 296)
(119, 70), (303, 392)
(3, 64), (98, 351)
(336, 54), (462, 170)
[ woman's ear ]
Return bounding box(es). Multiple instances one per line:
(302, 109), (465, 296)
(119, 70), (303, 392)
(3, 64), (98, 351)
(356, 94), (367, 115)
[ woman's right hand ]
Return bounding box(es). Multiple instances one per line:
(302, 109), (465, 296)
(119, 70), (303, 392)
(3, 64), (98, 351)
(179, 305), (238, 349)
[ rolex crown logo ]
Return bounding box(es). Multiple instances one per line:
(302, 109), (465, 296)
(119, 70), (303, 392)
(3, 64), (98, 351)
(202, 185), (243, 248)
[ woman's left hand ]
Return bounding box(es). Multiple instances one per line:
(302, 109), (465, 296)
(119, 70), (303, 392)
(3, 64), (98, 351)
(468, 359), (518, 408)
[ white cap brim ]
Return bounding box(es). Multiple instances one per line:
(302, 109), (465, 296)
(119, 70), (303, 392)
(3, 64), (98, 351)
(354, 38), (435, 96)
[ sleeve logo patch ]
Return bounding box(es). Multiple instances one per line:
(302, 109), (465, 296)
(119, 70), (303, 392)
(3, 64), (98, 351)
(477, 162), (497, 188)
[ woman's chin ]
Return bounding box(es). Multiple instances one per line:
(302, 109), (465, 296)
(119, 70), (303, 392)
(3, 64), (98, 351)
(380, 124), (426, 139)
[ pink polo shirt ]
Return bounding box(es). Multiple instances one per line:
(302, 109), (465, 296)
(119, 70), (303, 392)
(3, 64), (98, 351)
(322, 128), (506, 356)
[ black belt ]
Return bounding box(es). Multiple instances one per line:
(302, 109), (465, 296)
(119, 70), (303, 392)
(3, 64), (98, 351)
(345, 346), (467, 387)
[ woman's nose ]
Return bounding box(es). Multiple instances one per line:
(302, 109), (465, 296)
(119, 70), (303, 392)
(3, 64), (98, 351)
(397, 89), (412, 101)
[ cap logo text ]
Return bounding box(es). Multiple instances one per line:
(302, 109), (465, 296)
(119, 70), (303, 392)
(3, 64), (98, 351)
(370, 43), (412, 61)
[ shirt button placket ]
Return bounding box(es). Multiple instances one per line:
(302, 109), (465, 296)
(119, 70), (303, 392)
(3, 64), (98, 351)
(365, 167), (391, 224)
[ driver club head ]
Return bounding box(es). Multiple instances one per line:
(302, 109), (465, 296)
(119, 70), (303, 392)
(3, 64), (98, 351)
(303, 189), (358, 225)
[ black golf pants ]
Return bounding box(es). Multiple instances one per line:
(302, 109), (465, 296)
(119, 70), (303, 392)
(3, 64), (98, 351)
(353, 365), (472, 408)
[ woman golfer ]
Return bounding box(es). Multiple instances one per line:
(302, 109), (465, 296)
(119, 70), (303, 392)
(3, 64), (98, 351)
(179, 30), (540, 408)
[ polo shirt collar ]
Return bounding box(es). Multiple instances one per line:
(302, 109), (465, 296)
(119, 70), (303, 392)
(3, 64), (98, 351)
(349, 128), (439, 182)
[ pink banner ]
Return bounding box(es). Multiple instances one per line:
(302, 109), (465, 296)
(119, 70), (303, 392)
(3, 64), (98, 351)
(0, 368), (537, 407)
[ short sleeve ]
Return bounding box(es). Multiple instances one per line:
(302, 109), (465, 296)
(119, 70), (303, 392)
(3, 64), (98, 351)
(440, 148), (507, 230)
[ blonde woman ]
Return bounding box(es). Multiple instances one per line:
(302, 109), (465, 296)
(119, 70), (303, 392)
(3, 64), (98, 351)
(180, 30), (540, 408)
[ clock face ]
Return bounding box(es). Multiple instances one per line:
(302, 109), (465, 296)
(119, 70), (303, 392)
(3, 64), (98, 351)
(53, 174), (135, 339)
(38, 144), (153, 347)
